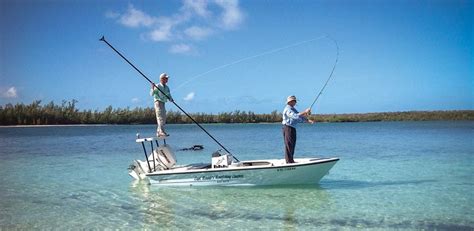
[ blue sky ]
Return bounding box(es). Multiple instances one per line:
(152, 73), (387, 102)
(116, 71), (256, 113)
(1, 0), (472, 114)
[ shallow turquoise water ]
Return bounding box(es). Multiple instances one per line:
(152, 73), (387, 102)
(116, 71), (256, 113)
(0, 122), (472, 229)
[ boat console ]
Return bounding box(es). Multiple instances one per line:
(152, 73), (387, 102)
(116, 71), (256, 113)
(211, 151), (233, 168)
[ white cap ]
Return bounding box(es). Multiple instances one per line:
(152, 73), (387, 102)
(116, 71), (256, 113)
(160, 73), (169, 79)
(286, 95), (297, 104)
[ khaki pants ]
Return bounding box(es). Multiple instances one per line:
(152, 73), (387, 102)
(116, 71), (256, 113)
(154, 101), (166, 135)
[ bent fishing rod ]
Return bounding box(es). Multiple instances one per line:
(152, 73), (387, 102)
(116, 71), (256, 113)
(309, 36), (339, 111)
(99, 36), (235, 158)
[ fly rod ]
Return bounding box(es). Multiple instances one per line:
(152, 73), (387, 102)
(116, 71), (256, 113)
(100, 36), (235, 158)
(309, 36), (339, 110)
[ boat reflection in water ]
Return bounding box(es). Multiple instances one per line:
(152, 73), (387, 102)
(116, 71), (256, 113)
(130, 181), (333, 229)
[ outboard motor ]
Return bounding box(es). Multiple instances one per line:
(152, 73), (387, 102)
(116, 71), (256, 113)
(128, 160), (148, 180)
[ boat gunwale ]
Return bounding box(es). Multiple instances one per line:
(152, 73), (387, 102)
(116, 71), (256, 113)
(146, 157), (339, 176)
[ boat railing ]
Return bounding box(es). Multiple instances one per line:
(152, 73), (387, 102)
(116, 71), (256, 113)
(135, 134), (166, 173)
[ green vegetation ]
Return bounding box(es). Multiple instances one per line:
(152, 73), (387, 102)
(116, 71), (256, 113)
(315, 111), (474, 122)
(0, 100), (472, 126)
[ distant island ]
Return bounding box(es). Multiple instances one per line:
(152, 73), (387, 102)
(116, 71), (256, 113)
(1, 100), (472, 126)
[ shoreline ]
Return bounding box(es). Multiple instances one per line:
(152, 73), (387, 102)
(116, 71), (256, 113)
(1, 119), (472, 128)
(0, 124), (111, 128)
(1, 108), (473, 126)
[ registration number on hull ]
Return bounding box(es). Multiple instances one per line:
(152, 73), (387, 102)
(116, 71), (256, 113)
(277, 167), (296, 172)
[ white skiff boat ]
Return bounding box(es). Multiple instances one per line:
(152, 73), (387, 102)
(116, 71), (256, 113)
(129, 136), (339, 186)
(101, 36), (339, 187)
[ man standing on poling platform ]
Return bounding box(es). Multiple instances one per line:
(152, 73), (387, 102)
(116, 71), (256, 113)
(151, 73), (174, 137)
(282, 95), (314, 163)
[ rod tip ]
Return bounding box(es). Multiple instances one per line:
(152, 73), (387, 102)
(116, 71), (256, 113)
(99, 36), (105, 41)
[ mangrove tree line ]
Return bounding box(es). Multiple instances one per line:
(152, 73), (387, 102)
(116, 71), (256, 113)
(0, 100), (472, 126)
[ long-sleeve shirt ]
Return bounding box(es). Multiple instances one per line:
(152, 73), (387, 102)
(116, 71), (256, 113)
(282, 105), (307, 128)
(150, 83), (173, 103)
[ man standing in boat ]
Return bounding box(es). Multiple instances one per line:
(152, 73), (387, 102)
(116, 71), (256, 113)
(151, 73), (174, 137)
(282, 95), (314, 163)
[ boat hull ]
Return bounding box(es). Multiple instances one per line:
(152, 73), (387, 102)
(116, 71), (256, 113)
(145, 158), (339, 186)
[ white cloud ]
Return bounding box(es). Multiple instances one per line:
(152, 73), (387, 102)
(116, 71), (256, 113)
(1, 87), (18, 98)
(169, 44), (193, 54)
(147, 16), (186, 42)
(149, 27), (172, 42)
(119, 5), (157, 28)
(215, 0), (244, 30)
(131, 97), (140, 103)
(183, 92), (195, 101)
(107, 1), (244, 54)
(182, 0), (211, 18)
(184, 26), (213, 40)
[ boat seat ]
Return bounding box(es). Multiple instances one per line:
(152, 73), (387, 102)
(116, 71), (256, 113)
(150, 145), (176, 170)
